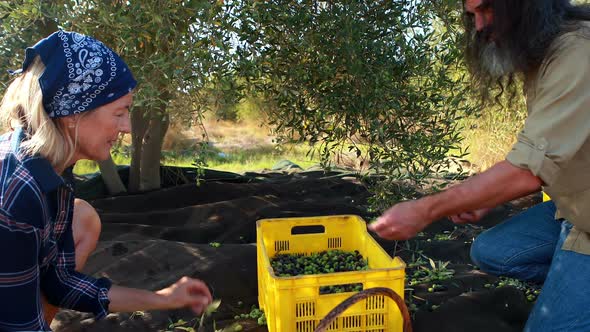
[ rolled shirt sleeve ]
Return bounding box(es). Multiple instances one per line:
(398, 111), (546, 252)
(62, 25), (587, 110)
(40, 262), (112, 318)
(506, 32), (590, 186)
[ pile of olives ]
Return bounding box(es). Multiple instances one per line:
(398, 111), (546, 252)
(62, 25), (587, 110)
(270, 250), (369, 294)
(270, 250), (369, 277)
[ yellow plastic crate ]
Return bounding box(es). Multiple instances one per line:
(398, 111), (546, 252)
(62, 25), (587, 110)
(256, 215), (406, 332)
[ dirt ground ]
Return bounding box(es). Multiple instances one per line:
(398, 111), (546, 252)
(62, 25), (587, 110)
(52, 165), (541, 332)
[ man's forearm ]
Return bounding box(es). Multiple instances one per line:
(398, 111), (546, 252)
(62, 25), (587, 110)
(421, 160), (543, 221)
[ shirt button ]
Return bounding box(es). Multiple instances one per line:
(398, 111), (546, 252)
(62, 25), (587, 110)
(537, 144), (546, 150)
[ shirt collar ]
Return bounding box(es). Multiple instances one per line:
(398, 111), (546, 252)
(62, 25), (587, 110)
(12, 127), (66, 193)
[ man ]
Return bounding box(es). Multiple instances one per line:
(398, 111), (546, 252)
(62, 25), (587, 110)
(369, 0), (590, 330)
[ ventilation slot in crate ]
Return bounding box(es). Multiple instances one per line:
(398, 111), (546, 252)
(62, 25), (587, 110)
(274, 240), (290, 253)
(327, 237), (342, 249)
(295, 320), (315, 332)
(367, 313), (386, 329)
(296, 301), (316, 318)
(366, 295), (386, 310)
(366, 295), (386, 329)
(325, 319), (339, 331)
(342, 315), (363, 329)
(295, 301), (316, 332)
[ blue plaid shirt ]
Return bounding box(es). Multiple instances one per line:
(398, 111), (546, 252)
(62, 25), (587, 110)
(0, 127), (111, 331)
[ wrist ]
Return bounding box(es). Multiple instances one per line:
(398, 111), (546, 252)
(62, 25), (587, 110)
(154, 288), (174, 310)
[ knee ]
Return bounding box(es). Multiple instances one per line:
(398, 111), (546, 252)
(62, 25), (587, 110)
(73, 199), (101, 248)
(470, 231), (504, 275)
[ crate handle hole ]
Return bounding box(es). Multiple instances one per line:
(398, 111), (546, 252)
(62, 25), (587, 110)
(319, 283), (363, 295)
(291, 225), (325, 235)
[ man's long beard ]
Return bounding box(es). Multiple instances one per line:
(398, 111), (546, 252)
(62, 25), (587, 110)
(468, 28), (517, 80)
(479, 42), (516, 79)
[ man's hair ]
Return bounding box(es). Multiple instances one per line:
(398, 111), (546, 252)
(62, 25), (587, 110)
(0, 56), (84, 172)
(464, 0), (590, 105)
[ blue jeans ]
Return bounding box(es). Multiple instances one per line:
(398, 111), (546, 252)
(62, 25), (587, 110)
(471, 201), (590, 331)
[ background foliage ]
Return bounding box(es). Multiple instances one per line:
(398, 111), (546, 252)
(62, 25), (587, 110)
(226, 0), (474, 207)
(0, 0), (530, 210)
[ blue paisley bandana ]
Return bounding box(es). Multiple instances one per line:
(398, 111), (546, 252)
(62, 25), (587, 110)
(19, 30), (137, 118)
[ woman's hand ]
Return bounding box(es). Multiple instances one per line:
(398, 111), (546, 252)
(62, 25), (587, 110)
(156, 277), (213, 314)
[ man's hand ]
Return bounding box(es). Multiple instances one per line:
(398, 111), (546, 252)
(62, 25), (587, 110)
(449, 208), (492, 224)
(156, 276), (213, 314)
(368, 200), (433, 240)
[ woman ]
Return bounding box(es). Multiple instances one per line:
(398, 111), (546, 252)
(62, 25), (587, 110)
(0, 30), (212, 331)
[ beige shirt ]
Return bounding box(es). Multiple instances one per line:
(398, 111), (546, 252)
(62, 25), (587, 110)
(506, 22), (590, 254)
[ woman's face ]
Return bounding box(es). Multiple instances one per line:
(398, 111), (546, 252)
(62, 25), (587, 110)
(66, 93), (133, 163)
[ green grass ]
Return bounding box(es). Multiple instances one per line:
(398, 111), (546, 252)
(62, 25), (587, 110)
(73, 143), (320, 176)
(74, 153), (130, 175)
(166, 144), (319, 173)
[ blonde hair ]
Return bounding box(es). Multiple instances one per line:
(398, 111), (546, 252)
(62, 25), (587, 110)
(0, 56), (77, 172)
